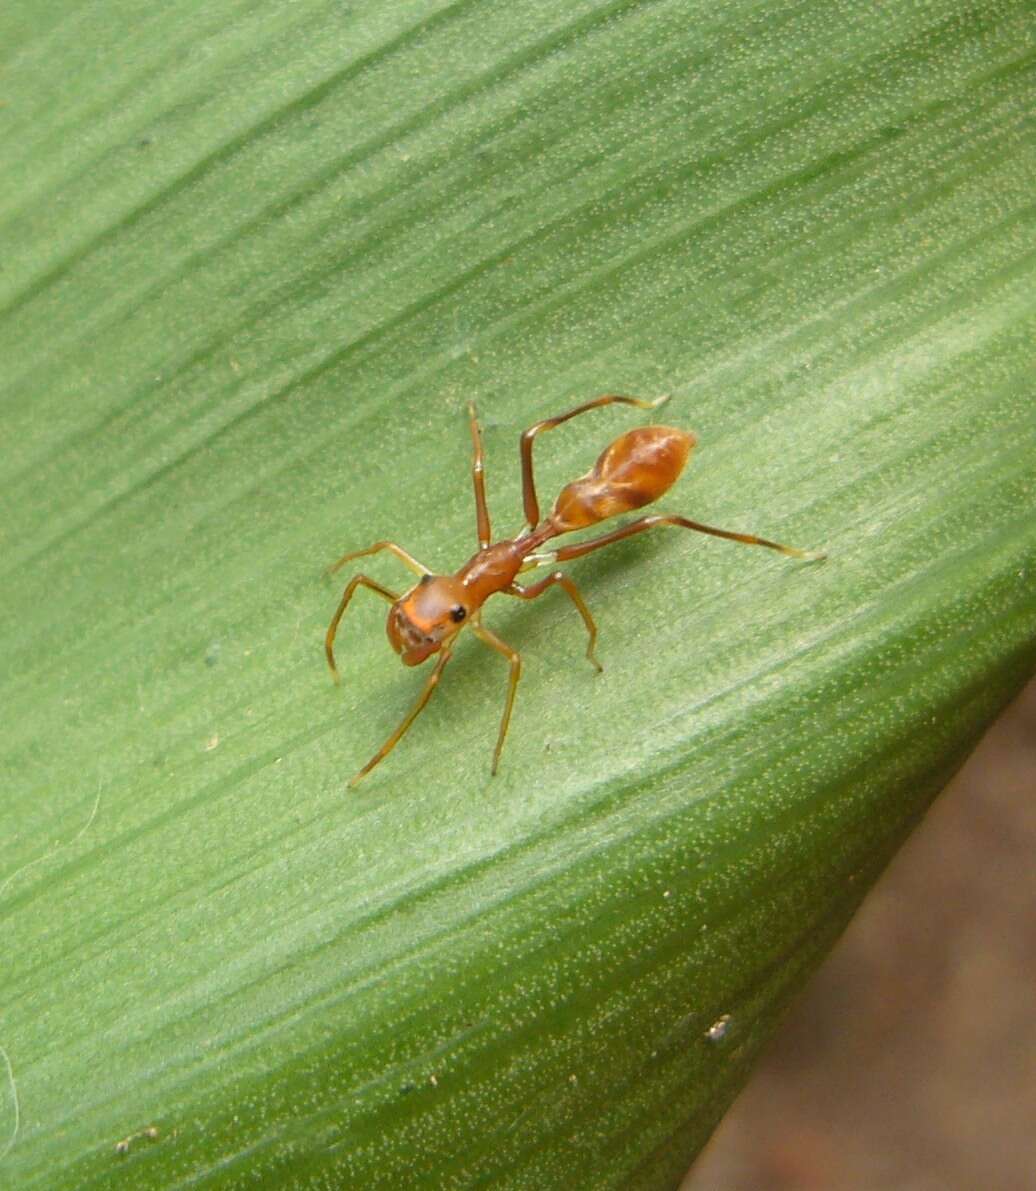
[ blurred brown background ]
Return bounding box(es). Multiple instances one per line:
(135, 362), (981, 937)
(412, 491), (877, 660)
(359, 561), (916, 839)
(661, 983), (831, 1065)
(684, 677), (1036, 1191)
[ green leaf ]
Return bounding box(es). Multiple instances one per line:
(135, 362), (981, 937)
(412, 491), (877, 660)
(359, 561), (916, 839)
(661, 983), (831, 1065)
(2, 1), (1034, 1186)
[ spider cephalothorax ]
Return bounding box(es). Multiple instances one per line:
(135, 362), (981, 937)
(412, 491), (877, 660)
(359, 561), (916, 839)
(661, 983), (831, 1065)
(387, 574), (470, 666)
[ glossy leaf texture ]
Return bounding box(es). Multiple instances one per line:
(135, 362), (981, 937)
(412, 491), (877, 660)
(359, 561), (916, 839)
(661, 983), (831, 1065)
(1, 1), (1034, 1186)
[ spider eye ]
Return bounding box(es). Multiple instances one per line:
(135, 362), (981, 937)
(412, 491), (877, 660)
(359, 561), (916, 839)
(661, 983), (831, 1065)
(450, 605), (467, 623)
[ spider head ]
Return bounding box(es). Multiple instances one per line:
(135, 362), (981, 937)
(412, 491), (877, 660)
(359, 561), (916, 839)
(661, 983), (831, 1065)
(387, 574), (471, 665)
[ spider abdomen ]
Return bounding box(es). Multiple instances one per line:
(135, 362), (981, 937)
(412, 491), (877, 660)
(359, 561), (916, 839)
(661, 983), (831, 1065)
(551, 425), (696, 532)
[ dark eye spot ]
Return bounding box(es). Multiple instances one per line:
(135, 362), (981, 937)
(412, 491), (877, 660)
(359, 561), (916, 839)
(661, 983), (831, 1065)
(419, 574), (433, 586)
(450, 605), (467, 623)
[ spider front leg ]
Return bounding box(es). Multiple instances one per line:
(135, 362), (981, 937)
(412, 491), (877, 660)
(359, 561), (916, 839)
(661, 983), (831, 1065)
(325, 574), (398, 682)
(349, 647), (454, 788)
(324, 539), (433, 681)
(325, 539), (430, 579)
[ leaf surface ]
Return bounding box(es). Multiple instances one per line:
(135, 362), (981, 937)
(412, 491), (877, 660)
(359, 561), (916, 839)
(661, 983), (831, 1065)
(1, 1), (1034, 1186)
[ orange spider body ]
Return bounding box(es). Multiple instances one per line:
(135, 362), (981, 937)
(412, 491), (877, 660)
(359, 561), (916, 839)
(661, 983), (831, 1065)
(386, 423), (694, 667)
(325, 395), (820, 787)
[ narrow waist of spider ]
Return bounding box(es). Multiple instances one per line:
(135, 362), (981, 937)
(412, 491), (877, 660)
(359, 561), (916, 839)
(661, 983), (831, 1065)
(457, 523), (559, 605)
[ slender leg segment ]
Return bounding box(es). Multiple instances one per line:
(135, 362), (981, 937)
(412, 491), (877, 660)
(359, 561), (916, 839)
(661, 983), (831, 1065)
(326, 575), (399, 682)
(325, 539), (430, 579)
(519, 394), (670, 528)
(508, 572), (603, 671)
(349, 648), (454, 788)
(468, 403), (491, 548)
(535, 514), (825, 565)
(471, 619), (522, 775)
